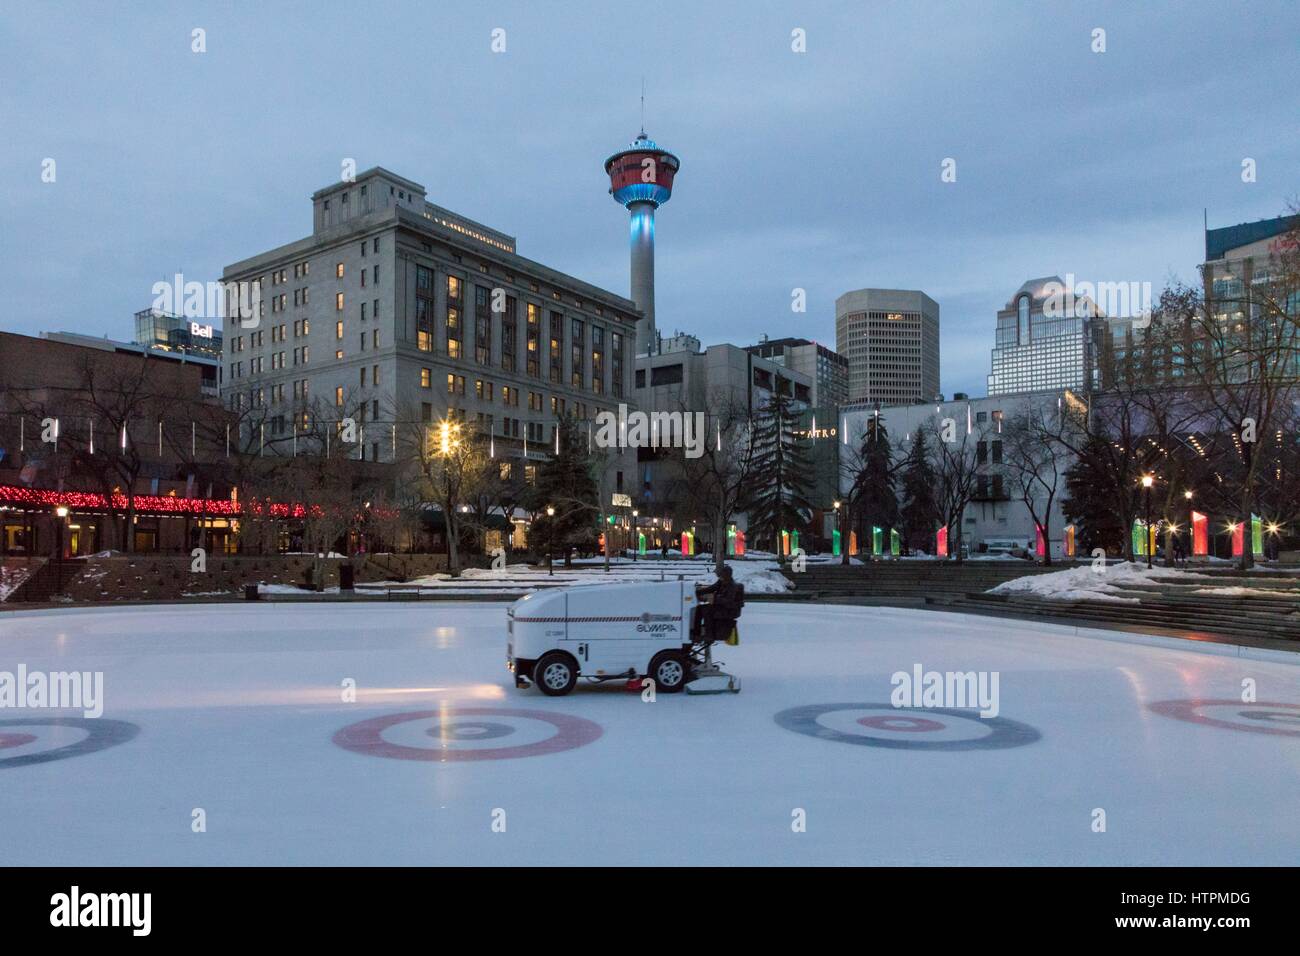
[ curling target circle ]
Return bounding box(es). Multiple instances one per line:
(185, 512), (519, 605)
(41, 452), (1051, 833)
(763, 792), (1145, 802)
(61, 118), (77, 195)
(333, 708), (602, 761)
(1148, 699), (1300, 737)
(774, 703), (1041, 751)
(0, 718), (140, 769)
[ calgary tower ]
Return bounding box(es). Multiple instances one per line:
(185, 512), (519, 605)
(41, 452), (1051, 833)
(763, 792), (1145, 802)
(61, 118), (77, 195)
(604, 128), (679, 355)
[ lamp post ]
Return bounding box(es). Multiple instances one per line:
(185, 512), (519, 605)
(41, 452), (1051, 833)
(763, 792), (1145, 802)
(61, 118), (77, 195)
(1141, 475), (1154, 569)
(631, 509), (639, 562)
(834, 499), (845, 566)
(54, 505), (69, 591)
(545, 505), (555, 576)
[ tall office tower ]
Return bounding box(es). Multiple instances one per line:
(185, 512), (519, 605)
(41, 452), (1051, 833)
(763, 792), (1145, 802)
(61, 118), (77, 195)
(835, 288), (939, 405)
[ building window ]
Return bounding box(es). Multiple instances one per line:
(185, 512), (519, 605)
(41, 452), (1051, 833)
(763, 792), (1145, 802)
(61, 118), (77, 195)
(591, 325), (604, 395)
(421, 367), (432, 388)
(475, 285), (491, 364)
(549, 311), (563, 384)
(336, 292), (344, 311)
(611, 331), (624, 398)
(501, 294), (517, 372)
(1017, 294), (1030, 345)
(526, 303), (540, 377)
(335, 386), (344, 407)
(476, 379), (493, 401)
(447, 306), (461, 358)
(569, 323), (584, 390)
(336, 263), (344, 278)
(447, 373), (465, 396)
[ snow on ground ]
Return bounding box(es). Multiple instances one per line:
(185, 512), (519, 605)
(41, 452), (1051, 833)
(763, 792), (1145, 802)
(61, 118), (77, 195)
(1192, 586), (1300, 598)
(1, 602), (1297, 865)
(364, 558), (794, 595)
(242, 559), (793, 598)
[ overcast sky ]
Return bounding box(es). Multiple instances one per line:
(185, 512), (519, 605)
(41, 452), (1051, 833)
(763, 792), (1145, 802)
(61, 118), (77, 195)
(2, 1), (1296, 397)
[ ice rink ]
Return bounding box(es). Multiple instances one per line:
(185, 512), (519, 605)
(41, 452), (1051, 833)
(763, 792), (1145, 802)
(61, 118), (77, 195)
(2, 601), (1298, 866)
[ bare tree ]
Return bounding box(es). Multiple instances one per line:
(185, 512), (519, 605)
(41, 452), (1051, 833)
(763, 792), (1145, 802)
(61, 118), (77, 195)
(395, 410), (492, 577)
(674, 393), (757, 571)
(1001, 399), (1066, 565)
(918, 417), (981, 564)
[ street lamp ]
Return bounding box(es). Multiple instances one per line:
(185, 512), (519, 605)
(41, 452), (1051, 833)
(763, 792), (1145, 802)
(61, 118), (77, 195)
(1140, 475), (1154, 569)
(55, 505), (69, 591)
(631, 509), (639, 562)
(545, 505), (555, 575)
(833, 499), (846, 566)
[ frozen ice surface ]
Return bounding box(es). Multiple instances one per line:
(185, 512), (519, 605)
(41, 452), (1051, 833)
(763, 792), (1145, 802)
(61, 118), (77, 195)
(1, 602), (1297, 865)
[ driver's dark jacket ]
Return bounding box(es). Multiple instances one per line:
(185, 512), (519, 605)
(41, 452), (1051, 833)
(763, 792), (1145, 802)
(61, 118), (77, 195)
(697, 577), (743, 616)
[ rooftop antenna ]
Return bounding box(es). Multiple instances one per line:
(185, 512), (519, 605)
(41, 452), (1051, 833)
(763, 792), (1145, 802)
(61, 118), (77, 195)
(640, 77), (646, 135)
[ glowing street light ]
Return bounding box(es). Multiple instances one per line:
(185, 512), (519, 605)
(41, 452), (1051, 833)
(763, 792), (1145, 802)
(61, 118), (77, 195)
(545, 505), (555, 575)
(1140, 475), (1154, 568)
(54, 505), (69, 587)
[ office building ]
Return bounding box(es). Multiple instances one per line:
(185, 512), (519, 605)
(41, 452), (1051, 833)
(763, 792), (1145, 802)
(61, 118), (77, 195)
(835, 288), (939, 405)
(987, 277), (1100, 397)
(220, 167), (641, 496)
(745, 336), (849, 407)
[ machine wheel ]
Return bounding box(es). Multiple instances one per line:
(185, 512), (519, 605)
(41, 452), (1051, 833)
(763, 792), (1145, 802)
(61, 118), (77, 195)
(534, 652), (578, 697)
(648, 651), (689, 694)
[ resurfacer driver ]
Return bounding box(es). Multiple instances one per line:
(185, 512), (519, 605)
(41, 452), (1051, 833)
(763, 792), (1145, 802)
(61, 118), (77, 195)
(695, 564), (745, 643)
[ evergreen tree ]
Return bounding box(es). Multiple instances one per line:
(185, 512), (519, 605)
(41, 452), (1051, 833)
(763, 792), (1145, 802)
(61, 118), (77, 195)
(850, 416), (899, 547)
(743, 391), (814, 561)
(528, 415), (599, 566)
(898, 425), (939, 554)
(1061, 432), (1125, 557)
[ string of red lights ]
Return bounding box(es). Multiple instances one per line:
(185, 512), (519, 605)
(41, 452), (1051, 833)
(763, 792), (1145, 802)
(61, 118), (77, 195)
(0, 485), (309, 518)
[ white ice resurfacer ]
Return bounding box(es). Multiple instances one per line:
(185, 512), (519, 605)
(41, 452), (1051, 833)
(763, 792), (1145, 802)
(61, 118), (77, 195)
(507, 579), (741, 696)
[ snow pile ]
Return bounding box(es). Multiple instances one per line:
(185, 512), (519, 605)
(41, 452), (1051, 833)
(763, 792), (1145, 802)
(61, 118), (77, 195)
(725, 562), (794, 594)
(0, 564), (36, 602)
(987, 561), (1174, 603)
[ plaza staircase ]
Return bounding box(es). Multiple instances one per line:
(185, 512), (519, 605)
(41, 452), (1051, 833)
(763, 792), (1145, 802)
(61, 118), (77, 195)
(5, 557), (85, 604)
(780, 560), (1059, 604)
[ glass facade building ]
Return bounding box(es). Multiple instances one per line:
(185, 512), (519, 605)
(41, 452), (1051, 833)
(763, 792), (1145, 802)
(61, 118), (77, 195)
(987, 277), (1099, 396)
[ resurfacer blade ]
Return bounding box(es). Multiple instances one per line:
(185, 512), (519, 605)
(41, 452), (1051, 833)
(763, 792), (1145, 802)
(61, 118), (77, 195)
(685, 672), (741, 695)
